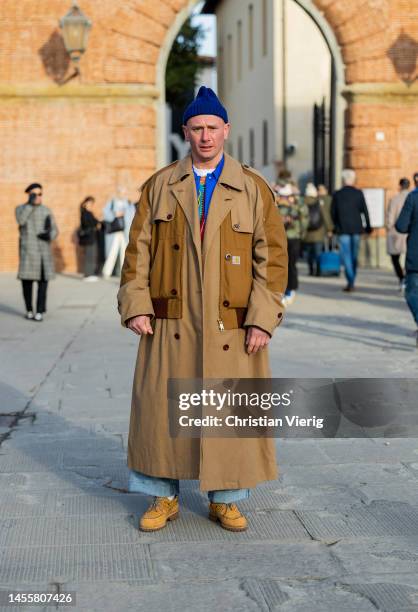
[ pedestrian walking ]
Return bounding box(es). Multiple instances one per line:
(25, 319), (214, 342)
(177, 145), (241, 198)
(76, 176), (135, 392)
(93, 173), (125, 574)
(395, 172), (418, 348)
(331, 169), (372, 292)
(77, 196), (101, 281)
(386, 178), (409, 291)
(15, 183), (58, 321)
(318, 183), (331, 203)
(318, 184), (333, 228)
(276, 183), (309, 306)
(102, 186), (130, 278)
(117, 86), (288, 533)
(302, 183), (333, 276)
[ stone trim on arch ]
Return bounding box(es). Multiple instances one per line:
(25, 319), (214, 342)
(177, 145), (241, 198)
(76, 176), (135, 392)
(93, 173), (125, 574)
(152, 0), (418, 190)
(1, 0), (418, 274)
(313, 0), (418, 85)
(101, 0), (417, 90)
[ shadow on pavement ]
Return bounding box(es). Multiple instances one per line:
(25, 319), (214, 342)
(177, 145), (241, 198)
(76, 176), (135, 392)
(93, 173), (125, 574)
(285, 312), (413, 352)
(298, 277), (409, 313)
(0, 382), (210, 528)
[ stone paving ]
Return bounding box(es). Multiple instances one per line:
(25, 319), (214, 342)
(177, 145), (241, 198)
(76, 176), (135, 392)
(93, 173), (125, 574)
(0, 269), (417, 612)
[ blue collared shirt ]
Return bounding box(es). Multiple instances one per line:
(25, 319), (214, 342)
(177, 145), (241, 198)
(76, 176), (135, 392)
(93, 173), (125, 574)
(192, 155), (225, 222)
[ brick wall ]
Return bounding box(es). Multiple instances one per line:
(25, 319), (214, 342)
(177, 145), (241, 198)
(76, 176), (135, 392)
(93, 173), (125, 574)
(346, 101), (418, 191)
(0, 99), (155, 272)
(1, 0), (418, 273)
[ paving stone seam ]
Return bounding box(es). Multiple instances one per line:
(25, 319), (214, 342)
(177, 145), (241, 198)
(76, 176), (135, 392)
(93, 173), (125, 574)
(332, 581), (382, 610)
(1, 534), (351, 550)
(0, 303), (103, 452)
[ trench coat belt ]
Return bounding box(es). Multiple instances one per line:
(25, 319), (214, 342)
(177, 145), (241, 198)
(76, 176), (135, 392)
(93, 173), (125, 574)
(151, 297), (247, 328)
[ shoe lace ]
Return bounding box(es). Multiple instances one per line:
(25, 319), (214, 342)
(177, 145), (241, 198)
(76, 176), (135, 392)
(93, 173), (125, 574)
(213, 502), (237, 512)
(151, 497), (163, 509)
(150, 496), (173, 510)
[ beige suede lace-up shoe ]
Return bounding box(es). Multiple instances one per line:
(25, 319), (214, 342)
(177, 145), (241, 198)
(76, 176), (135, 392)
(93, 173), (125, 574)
(208, 502), (248, 531)
(139, 496), (179, 532)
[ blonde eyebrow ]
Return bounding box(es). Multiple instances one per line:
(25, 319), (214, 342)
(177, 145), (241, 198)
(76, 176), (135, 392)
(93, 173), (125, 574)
(190, 124), (219, 129)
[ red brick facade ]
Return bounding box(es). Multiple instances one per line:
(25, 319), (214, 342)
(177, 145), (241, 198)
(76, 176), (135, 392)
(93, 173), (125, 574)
(1, 0), (417, 272)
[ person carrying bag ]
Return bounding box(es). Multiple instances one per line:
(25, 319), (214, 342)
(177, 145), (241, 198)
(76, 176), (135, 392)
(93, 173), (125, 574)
(103, 200), (125, 234)
(78, 196), (101, 280)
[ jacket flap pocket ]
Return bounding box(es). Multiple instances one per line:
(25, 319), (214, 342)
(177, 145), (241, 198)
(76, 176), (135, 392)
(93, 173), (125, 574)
(230, 204), (253, 233)
(151, 198), (177, 224)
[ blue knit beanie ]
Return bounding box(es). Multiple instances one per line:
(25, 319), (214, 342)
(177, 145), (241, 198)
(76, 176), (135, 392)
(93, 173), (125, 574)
(182, 86), (228, 125)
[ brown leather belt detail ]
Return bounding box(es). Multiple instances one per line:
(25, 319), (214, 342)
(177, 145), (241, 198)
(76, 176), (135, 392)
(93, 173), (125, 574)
(235, 307), (247, 328)
(152, 297), (169, 318)
(152, 298), (246, 327)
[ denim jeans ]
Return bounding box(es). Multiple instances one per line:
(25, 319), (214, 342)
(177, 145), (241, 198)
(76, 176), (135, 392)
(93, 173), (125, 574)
(405, 272), (418, 326)
(128, 469), (250, 503)
(286, 238), (301, 291)
(304, 241), (323, 275)
(338, 234), (361, 287)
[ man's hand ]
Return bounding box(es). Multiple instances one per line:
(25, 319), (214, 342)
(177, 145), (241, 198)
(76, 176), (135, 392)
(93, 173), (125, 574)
(245, 326), (270, 354)
(127, 315), (153, 336)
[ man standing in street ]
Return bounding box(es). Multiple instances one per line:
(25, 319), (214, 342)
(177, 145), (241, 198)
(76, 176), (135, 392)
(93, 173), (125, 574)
(15, 183), (58, 321)
(331, 169), (372, 291)
(117, 86), (288, 532)
(396, 172), (418, 347)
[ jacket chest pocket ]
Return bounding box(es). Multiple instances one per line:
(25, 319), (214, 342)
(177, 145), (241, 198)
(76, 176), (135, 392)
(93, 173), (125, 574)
(221, 206), (254, 308)
(151, 199), (182, 241)
(150, 199), (184, 302)
(229, 204), (253, 243)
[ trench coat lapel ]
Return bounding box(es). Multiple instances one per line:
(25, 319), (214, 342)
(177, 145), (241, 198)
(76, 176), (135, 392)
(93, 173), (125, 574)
(168, 155), (202, 280)
(168, 153), (246, 277)
(201, 153), (245, 266)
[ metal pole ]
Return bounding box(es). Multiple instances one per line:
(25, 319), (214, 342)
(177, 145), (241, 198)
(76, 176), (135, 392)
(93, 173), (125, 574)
(321, 98), (326, 185)
(282, 0), (287, 167)
(329, 57), (336, 192)
(313, 103), (318, 185)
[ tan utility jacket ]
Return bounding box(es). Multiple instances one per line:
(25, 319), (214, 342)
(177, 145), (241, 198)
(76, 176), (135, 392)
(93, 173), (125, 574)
(118, 153), (287, 334)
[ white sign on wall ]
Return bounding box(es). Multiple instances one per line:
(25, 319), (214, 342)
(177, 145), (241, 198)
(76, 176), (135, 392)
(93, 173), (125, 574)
(362, 188), (385, 229)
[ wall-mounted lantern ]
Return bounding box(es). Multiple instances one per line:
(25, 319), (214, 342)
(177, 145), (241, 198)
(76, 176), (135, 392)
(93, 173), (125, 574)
(59, 1), (92, 78)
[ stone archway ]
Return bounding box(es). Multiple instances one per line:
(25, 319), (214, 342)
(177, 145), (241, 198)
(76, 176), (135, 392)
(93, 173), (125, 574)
(155, 0), (348, 185)
(292, 0), (346, 189)
(1, 0), (417, 273)
(150, 0), (418, 190)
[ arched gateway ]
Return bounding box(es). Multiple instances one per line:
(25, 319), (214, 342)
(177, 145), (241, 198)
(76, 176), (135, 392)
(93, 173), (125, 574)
(1, 0), (417, 273)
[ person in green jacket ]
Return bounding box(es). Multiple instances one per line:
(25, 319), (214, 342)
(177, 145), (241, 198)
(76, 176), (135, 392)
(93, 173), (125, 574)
(302, 183), (333, 276)
(276, 183), (309, 306)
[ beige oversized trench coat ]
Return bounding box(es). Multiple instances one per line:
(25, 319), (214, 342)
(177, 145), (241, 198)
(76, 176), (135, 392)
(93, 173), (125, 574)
(386, 190), (409, 256)
(117, 153), (288, 491)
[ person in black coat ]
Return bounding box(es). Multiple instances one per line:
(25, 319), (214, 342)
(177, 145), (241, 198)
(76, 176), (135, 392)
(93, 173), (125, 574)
(78, 196), (101, 280)
(395, 172), (418, 347)
(331, 169), (372, 291)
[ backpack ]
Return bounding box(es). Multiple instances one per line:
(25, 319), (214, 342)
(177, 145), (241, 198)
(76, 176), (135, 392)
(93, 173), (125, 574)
(307, 201), (324, 231)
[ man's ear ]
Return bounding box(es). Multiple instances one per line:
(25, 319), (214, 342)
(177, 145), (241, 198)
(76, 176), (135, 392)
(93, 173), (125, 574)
(182, 125), (189, 142)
